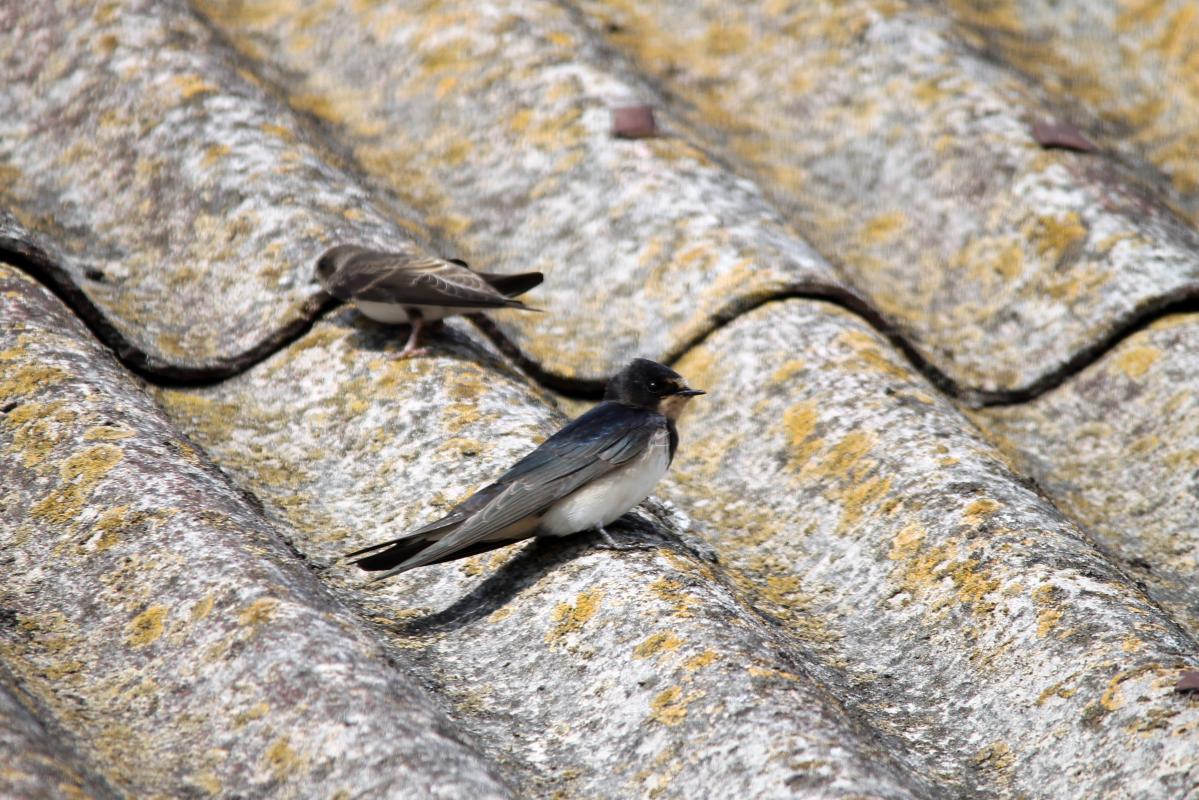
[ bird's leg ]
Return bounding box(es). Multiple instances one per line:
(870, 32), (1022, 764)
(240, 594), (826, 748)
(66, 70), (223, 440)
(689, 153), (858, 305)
(595, 525), (619, 548)
(593, 521), (663, 553)
(392, 315), (430, 359)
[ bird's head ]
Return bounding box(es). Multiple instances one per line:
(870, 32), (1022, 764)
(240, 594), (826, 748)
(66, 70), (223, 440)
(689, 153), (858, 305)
(605, 358), (705, 419)
(314, 244), (362, 287)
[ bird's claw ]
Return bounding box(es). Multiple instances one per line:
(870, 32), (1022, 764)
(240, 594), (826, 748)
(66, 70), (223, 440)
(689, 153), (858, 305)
(389, 346), (431, 360)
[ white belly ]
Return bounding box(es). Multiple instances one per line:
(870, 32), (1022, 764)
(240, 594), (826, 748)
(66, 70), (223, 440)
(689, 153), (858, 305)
(355, 301), (460, 324)
(540, 428), (670, 536)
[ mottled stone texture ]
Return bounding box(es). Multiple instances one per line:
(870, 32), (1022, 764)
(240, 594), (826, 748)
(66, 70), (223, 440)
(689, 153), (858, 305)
(947, 0), (1199, 221)
(0, 0), (426, 373)
(0, 664), (115, 800)
(5, 0), (1199, 798)
(662, 300), (1199, 800)
(574, 0), (1199, 397)
(154, 316), (940, 799)
(192, 0), (845, 383)
(974, 313), (1199, 637)
(0, 264), (511, 798)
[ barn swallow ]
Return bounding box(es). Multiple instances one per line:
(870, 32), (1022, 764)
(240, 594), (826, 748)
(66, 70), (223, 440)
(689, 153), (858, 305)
(346, 358), (704, 579)
(316, 244), (543, 358)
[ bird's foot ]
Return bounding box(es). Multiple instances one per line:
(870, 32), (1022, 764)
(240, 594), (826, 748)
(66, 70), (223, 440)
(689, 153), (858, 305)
(389, 346), (431, 360)
(596, 525), (618, 548)
(593, 526), (655, 552)
(389, 318), (428, 359)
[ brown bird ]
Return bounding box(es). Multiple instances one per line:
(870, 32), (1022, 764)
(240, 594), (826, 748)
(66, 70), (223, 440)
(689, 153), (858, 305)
(316, 244), (543, 358)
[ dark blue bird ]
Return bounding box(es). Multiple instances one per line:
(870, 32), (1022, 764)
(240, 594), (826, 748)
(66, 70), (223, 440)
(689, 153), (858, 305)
(346, 358), (704, 579)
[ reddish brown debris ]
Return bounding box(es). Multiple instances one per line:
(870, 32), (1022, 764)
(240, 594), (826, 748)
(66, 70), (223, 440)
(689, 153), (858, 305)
(1176, 670), (1199, 693)
(1031, 119), (1098, 153)
(611, 105), (659, 139)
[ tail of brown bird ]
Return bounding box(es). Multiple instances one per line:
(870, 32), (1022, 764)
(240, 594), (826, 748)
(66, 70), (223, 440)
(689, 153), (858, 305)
(478, 271), (544, 299)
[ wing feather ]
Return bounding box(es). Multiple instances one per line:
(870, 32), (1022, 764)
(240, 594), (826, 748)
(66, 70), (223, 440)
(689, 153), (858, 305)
(317, 245), (535, 308)
(384, 404), (661, 573)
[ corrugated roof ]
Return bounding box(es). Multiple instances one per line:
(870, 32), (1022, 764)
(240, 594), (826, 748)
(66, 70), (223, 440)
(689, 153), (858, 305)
(2, 1), (1197, 797)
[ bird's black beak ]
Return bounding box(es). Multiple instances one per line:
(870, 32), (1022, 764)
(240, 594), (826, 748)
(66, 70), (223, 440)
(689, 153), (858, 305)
(676, 387), (705, 397)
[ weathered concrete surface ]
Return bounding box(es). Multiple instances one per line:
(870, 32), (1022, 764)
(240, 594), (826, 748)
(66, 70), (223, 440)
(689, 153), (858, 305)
(193, 0), (845, 384)
(0, 263), (512, 798)
(155, 314), (946, 799)
(946, 0), (1199, 222)
(574, 0), (1199, 397)
(0, 664), (115, 800)
(661, 299), (1199, 799)
(0, 0), (428, 374)
(974, 312), (1199, 638)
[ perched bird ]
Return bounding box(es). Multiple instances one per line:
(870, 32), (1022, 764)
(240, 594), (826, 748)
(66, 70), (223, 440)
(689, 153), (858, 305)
(346, 358), (704, 579)
(316, 244), (543, 358)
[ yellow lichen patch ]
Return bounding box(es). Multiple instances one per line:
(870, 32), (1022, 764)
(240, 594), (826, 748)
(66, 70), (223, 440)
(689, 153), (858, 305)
(1035, 681), (1076, 706)
(1100, 668), (1139, 711)
(684, 650), (717, 671)
(889, 523), (926, 561)
(172, 74), (217, 101)
(190, 594), (215, 623)
(260, 122), (296, 141)
(202, 143), (231, 167)
(1113, 345), (1160, 380)
(973, 741), (1015, 771)
(894, 536), (1000, 614)
(649, 577), (697, 618)
(1116, 0), (1171, 30)
(265, 735), (302, 779)
(770, 359), (807, 385)
(858, 345), (911, 383)
(634, 631), (683, 660)
(812, 430), (875, 482)
(0, 364), (70, 399)
(782, 403), (822, 469)
(859, 211), (907, 243)
(83, 424), (136, 441)
(91, 505), (129, 551)
(836, 474), (892, 535)
(546, 589), (604, 642)
(127, 605), (168, 648)
(1028, 211), (1086, 264)
(238, 597), (280, 627)
(948, 558), (1001, 612)
(30, 444), (124, 524)
(233, 701), (270, 728)
(648, 685), (704, 726)
(963, 498), (1000, 525)
(1036, 608), (1062, 637)
(992, 240), (1024, 281)
(1122, 636), (1144, 653)
(188, 771), (222, 796)
(5, 400), (79, 469)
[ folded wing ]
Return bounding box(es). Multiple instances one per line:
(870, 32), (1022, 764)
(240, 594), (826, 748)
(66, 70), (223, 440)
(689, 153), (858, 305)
(354, 403), (660, 578)
(318, 245), (540, 309)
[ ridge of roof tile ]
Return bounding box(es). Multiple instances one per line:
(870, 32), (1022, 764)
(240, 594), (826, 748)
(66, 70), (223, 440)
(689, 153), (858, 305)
(663, 297), (1199, 799)
(0, 0), (430, 372)
(946, 0), (1199, 221)
(0, 263), (513, 798)
(573, 0), (1199, 394)
(973, 311), (1199, 636)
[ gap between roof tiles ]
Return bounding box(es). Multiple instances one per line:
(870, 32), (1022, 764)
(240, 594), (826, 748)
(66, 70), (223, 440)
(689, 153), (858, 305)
(4, 230), (1199, 407)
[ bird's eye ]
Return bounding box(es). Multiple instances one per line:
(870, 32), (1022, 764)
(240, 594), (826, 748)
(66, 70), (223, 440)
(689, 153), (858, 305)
(648, 381), (661, 393)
